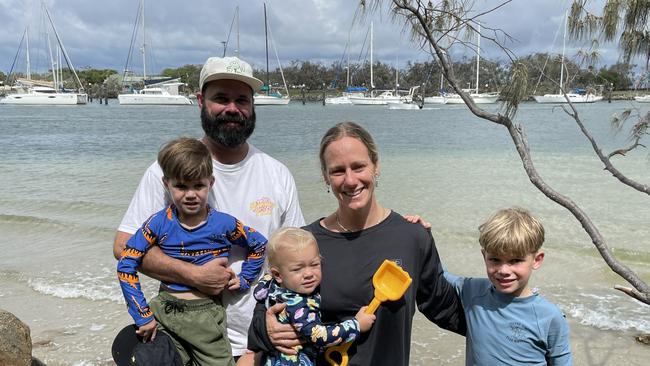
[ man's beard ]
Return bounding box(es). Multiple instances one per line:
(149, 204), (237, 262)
(200, 106), (256, 148)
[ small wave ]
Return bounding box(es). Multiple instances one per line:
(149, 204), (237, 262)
(89, 324), (106, 331)
(0, 198), (123, 213)
(0, 214), (116, 237)
(28, 268), (159, 303)
(0, 214), (66, 227)
(564, 292), (650, 333)
(29, 278), (123, 302)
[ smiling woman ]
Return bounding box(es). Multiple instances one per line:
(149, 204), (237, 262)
(248, 121), (467, 366)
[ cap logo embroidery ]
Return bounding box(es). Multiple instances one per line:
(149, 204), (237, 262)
(226, 61), (245, 75)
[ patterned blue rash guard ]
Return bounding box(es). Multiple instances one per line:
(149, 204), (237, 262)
(117, 204), (267, 326)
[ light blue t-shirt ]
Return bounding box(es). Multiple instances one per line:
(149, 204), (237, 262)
(444, 272), (572, 365)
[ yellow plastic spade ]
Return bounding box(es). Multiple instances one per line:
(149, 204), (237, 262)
(324, 260), (412, 366)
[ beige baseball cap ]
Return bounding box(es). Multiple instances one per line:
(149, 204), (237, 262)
(199, 56), (264, 92)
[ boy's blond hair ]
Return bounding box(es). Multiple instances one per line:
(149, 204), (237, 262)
(479, 207), (545, 257)
(158, 137), (212, 182)
(267, 227), (318, 267)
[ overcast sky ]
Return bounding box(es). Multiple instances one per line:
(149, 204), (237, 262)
(1, 0), (622, 76)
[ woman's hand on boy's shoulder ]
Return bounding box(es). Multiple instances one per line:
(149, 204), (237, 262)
(403, 214), (432, 230)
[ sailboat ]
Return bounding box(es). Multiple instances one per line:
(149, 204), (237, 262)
(423, 74), (448, 104)
(254, 3), (290, 106)
(118, 0), (192, 105)
(533, 12), (602, 104)
(348, 22), (414, 106)
(325, 23), (367, 105)
(444, 23), (499, 104)
(1, 2), (87, 105)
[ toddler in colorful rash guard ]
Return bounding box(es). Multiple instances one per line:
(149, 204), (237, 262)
(444, 207), (572, 365)
(117, 138), (267, 366)
(253, 227), (375, 366)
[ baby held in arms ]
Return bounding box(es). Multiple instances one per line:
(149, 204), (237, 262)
(252, 227), (375, 366)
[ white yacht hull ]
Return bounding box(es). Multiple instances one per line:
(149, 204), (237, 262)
(533, 93), (603, 103)
(118, 93), (192, 105)
(445, 93), (499, 104)
(349, 95), (409, 105)
(423, 96), (447, 104)
(325, 92), (365, 105)
(254, 95), (290, 105)
(325, 96), (352, 105)
(0, 92), (87, 105)
(349, 97), (389, 105)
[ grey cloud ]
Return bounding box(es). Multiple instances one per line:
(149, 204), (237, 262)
(0, 0), (619, 77)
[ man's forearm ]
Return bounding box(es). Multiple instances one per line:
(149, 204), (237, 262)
(140, 245), (196, 284)
(115, 231), (194, 284)
(114, 230), (229, 295)
(113, 231), (132, 260)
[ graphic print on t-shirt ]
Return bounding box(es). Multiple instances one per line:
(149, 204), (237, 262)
(249, 196), (276, 216)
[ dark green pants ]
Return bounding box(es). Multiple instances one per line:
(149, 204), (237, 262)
(150, 291), (234, 366)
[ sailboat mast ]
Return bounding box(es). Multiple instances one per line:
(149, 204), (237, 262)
(264, 3), (269, 95)
(141, 0), (146, 80)
(41, 0), (84, 91)
(346, 50), (350, 88)
(559, 11), (567, 93)
(475, 23), (480, 94)
(346, 30), (351, 88)
(395, 55), (399, 92)
(370, 21), (374, 90)
(26, 26), (31, 81)
(58, 47), (62, 89)
(46, 30), (57, 88)
(236, 7), (240, 57)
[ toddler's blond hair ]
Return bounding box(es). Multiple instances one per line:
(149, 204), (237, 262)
(266, 227), (318, 267)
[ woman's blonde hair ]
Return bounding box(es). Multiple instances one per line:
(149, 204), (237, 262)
(319, 121), (379, 177)
(266, 227), (318, 267)
(479, 207), (545, 257)
(158, 137), (212, 182)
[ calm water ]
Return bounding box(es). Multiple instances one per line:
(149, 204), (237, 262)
(0, 100), (649, 365)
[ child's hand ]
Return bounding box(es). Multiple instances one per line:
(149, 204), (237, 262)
(136, 319), (157, 343)
(403, 214), (432, 230)
(354, 306), (376, 333)
(228, 274), (241, 290)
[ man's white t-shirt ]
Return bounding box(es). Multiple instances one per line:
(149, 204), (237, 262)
(118, 143), (305, 356)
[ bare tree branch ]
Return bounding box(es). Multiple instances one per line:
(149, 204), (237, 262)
(558, 101), (650, 195)
(366, 0), (650, 305)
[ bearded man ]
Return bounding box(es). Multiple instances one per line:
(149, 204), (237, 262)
(112, 57), (305, 365)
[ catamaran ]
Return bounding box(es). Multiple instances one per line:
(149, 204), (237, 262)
(1, 2), (87, 105)
(533, 11), (602, 104)
(117, 0), (192, 105)
(443, 23), (499, 105)
(254, 2), (290, 106)
(348, 22), (415, 106)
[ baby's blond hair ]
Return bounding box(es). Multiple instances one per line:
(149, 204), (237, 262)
(479, 207), (545, 257)
(266, 227), (318, 267)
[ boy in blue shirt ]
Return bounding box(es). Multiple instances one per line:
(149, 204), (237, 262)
(444, 207), (572, 365)
(117, 137), (267, 366)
